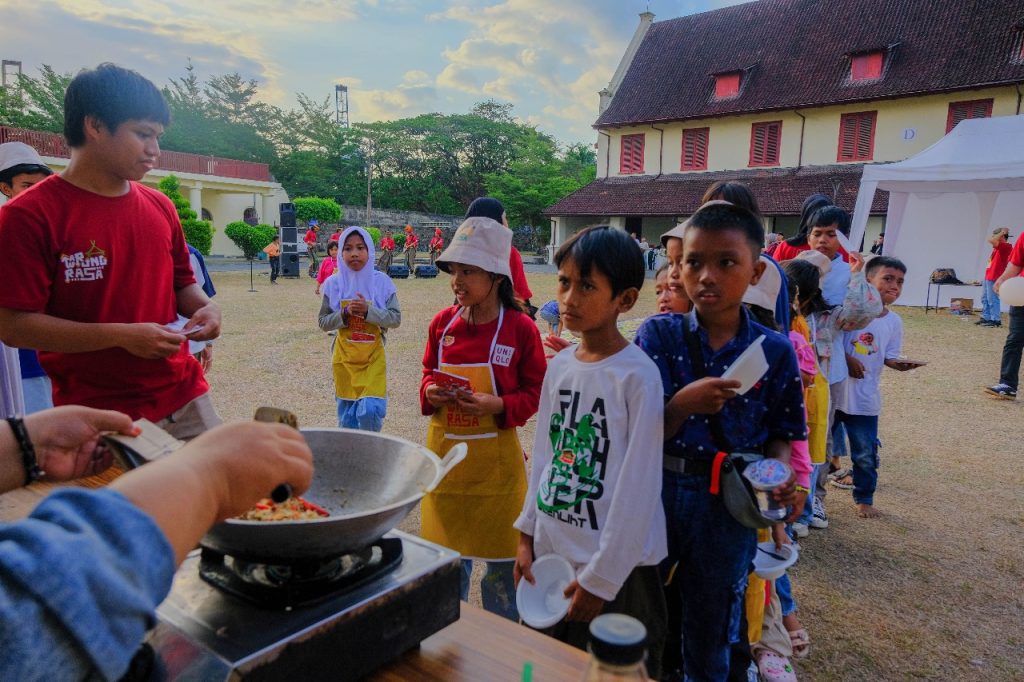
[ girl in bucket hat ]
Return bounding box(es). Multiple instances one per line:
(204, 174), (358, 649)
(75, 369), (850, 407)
(419, 216), (546, 621)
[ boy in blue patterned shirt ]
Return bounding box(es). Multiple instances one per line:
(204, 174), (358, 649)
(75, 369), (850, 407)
(636, 201), (806, 681)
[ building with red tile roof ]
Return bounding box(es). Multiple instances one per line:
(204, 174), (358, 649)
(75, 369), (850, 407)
(545, 0), (1024, 251)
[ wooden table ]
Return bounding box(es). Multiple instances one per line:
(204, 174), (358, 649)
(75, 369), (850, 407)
(373, 603), (590, 681)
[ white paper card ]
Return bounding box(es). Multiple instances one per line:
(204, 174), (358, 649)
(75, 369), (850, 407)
(721, 335), (769, 395)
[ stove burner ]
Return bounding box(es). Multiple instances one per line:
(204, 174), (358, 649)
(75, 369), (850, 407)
(198, 537), (403, 609)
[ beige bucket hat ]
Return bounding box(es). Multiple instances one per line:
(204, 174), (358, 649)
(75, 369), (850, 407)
(436, 216), (512, 279)
(794, 249), (832, 277)
(742, 255), (782, 311)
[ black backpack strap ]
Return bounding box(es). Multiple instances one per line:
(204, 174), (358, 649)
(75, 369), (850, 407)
(681, 313), (734, 453)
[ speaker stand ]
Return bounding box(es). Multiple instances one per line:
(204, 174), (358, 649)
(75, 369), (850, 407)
(248, 259), (257, 292)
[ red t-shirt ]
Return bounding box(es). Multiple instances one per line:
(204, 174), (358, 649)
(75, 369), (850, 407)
(771, 241), (850, 263)
(996, 239), (1019, 276)
(328, 232), (343, 242)
(420, 306), (545, 430)
(304, 229), (318, 246)
(406, 234), (419, 249)
(0, 176), (207, 420)
(381, 237), (395, 251)
(509, 247), (533, 301)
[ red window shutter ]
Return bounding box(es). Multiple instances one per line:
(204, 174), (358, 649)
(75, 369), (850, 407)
(837, 111), (876, 162)
(681, 128), (709, 171)
(851, 51), (884, 81)
(619, 134), (645, 174)
(715, 73), (741, 99)
(946, 99), (994, 133)
(750, 121), (781, 166)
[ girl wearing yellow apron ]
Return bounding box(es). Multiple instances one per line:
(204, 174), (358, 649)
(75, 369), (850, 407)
(419, 216), (546, 621)
(319, 227), (401, 431)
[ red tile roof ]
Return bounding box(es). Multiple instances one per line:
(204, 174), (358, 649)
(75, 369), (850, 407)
(544, 164), (888, 216)
(597, 0), (1024, 128)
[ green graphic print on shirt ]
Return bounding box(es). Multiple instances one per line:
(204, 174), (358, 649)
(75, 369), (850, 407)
(537, 390), (609, 530)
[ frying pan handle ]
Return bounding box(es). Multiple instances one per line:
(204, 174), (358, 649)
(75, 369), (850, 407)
(427, 443), (468, 492)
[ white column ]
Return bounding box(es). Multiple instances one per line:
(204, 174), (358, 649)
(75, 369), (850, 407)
(189, 183), (203, 218)
(262, 194), (276, 225)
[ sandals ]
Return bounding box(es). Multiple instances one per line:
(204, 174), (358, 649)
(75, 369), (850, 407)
(754, 648), (797, 682)
(788, 628), (811, 659)
(829, 467), (854, 490)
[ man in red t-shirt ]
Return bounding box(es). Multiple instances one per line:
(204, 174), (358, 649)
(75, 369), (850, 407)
(985, 232), (1024, 399)
(0, 64), (221, 438)
(304, 224), (319, 276)
(979, 227), (1013, 326)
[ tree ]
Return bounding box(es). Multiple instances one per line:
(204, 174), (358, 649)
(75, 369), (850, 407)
(0, 65), (72, 132)
(157, 175), (215, 255)
(293, 197), (342, 224)
(225, 221), (276, 259)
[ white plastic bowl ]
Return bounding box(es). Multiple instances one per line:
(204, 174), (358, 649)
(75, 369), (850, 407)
(753, 541), (799, 580)
(517, 554), (575, 629)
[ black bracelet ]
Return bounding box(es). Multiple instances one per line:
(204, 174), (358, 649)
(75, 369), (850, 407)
(6, 418), (43, 485)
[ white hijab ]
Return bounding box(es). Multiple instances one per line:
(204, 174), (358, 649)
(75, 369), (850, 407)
(322, 226), (397, 311)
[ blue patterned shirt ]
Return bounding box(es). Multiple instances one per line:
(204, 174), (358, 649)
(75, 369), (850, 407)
(0, 489), (175, 681)
(635, 310), (807, 459)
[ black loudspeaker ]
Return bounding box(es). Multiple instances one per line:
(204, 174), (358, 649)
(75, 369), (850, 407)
(414, 264), (438, 278)
(280, 202), (296, 228)
(281, 253), (300, 278)
(281, 227), (298, 246)
(387, 264), (410, 279)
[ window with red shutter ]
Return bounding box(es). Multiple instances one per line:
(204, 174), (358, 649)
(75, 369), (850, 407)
(837, 111), (877, 162)
(850, 51), (884, 81)
(714, 73), (741, 99)
(946, 99), (993, 133)
(619, 134), (645, 174)
(749, 121), (781, 167)
(680, 128), (709, 171)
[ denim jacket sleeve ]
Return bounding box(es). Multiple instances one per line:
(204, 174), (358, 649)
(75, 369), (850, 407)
(0, 488), (175, 682)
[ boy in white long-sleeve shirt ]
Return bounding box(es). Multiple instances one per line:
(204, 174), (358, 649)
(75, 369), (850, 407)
(514, 226), (667, 679)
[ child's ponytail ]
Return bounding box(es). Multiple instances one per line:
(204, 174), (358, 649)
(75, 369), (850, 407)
(495, 275), (524, 313)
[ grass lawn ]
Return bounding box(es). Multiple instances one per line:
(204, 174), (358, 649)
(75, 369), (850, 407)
(207, 267), (1022, 681)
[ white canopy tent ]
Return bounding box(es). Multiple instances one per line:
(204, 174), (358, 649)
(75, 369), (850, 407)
(850, 115), (1024, 307)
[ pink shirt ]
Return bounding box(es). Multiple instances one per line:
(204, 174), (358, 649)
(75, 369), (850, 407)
(788, 330), (816, 489)
(317, 258), (338, 285)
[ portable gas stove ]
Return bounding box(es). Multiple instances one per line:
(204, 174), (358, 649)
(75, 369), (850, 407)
(126, 530), (460, 681)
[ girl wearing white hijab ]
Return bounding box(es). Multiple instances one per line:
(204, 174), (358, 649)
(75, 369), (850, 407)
(318, 227), (401, 431)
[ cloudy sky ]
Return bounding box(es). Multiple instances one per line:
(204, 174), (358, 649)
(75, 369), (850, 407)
(0, 0), (749, 145)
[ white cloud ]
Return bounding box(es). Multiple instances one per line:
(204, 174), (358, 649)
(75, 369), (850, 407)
(402, 70), (431, 85)
(350, 83), (438, 122)
(430, 0), (632, 133)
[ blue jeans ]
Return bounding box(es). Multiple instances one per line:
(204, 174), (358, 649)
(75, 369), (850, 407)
(335, 397), (386, 431)
(460, 559), (518, 621)
(982, 279), (1001, 322)
(662, 470), (756, 682)
(832, 412), (880, 505)
(776, 573), (796, 617)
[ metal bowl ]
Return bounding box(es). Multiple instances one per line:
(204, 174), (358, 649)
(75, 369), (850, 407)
(200, 428), (466, 562)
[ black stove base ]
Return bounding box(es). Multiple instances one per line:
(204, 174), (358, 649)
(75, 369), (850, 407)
(144, 532), (461, 681)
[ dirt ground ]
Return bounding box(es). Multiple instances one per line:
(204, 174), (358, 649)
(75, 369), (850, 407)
(206, 266), (1022, 681)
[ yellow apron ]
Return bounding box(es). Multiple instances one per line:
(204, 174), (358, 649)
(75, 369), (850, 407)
(745, 527), (773, 644)
(332, 299), (386, 400)
(801, 315), (828, 465)
(421, 307), (527, 560)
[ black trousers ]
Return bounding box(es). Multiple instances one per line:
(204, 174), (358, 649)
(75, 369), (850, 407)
(269, 256), (280, 282)
(999, 305), (1024, 389)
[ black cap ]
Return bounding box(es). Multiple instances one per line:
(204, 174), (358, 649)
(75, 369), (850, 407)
(465, 196), (504, 223)
(588, 614), (647, 666)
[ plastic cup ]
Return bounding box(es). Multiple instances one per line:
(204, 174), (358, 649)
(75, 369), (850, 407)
(742, 458), (791, 522)
(516, 554), (575, 629)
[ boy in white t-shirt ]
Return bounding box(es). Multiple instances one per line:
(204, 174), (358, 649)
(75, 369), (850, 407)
(514, 226), (667, 679)
(833, 256), (919, 518)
